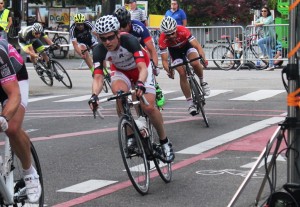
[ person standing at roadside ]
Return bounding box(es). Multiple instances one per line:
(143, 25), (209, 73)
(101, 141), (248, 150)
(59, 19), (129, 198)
(0, 0), (12, 40)
(165, 0), (187, 26)
(127, 0), (148, 26)
(254, 6), (276, 71)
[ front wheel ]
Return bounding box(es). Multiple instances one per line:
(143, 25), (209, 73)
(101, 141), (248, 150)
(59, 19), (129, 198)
(190, 77), (209, 127)
(35, 63), (53, 87)
(118, 117), (149, 195)
(51, 60), (73, 89)
(13, 142), (44, 206)
(212, 45), (235, 70)
(51, 36), (69, 59)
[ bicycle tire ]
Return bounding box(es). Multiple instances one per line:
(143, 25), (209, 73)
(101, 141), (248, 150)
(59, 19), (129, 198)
(247, 46), (268, 69)
(118, 117), (149, 195)
(148, 121), (172, 183)
(36, 62), (53, 86)
(13, 142), (44, 206)
(190, 77), (209, 127)
(212, 45), (235, 70)
(51, 36), (69, 59)
(51, 60), (73, 89)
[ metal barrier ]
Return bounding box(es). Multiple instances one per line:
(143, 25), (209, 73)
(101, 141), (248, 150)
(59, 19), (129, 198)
(149, 24), (288, 70)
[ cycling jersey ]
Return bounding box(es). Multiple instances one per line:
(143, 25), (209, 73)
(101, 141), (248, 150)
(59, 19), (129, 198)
(69, 20), (97, 47)
(18, 26), (47, 45)
(0, 39), (28, 103)
(158, 25), (195, 54)
(129, 20), (152, 47)
(93, 33), (150, 76)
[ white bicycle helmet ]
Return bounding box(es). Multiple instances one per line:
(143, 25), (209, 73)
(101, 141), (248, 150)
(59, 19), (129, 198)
(32, 23), (43, 33)
(160, 16), (177, 34)
(95, 15), (120, 35)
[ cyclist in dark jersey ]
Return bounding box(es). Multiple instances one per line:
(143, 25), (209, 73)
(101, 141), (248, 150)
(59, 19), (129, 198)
(18, 22), (56, 69)
(113, 7), (166, 107)
(88, 15), (174, 163)
(0, 39), (41, 202)
(69, 13), (98, 73)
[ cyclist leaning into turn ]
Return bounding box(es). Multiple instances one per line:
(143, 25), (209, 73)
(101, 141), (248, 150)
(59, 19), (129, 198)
(159, 16), (210, 116)
(113, 7), (166, 107)
(18, 22), (58, 70)
(88, 15), (175, 163)
(69, 13), (99, 73)
(0, 39), (41, 203)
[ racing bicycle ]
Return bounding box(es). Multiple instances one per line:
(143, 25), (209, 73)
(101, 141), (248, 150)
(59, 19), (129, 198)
(0, 136), (44, 206)
(34, 44), (72, 88)
(97, 90), (172, 195)
(169, 55), (209, 127)
(212, 34), (268, 70)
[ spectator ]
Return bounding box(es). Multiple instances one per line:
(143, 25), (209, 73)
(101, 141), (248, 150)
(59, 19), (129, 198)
(165, 0), (187, 26)
(254, 6), (276, 71)
(127, 0), (148, 26)
(0, 0), (12, 40)
(273, 34), (284, 68)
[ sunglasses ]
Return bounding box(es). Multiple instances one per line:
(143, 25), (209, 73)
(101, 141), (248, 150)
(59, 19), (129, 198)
(261, 10), (267, 12)
(100, 34), (116, 42)
(76, 23), (84, 27)
(166, 31), (176, 36)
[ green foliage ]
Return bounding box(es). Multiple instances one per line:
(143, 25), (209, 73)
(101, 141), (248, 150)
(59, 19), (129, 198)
(148, 0), (169, 15)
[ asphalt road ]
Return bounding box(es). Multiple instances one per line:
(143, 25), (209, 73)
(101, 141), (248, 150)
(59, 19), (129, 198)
(19, 61), (289, 206)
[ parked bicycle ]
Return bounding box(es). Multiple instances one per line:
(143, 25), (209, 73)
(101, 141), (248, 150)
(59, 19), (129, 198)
(169, 56), (209, 127)
(0, 136), (44, 206)
(81, 47), (111, 93)
(97, 90), (172, 195)
(212, 34), (268, 70)
(45, 22), (69, 59)
(34, 44), (72, 88)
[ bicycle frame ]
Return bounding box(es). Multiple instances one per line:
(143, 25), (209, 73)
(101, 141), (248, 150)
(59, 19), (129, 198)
(0, 136), (15, 204)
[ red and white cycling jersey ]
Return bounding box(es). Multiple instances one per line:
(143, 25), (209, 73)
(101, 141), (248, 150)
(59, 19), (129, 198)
(158, 25), (195, 53)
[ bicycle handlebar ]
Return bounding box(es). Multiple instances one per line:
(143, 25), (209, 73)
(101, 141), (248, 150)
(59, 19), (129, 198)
(169, 56), (206, 69)
(100, 90), (149, 106)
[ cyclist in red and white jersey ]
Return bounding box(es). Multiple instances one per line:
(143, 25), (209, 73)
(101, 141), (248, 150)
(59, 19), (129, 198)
(88, 15), (174, 163)
(159, 16), (210, 116)
(0, 39), (41, 203)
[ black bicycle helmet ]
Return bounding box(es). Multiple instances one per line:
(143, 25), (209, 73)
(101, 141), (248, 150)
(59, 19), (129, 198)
(113, 7), (131, 28)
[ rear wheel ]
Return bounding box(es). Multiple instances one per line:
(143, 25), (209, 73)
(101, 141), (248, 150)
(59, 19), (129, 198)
(51, 36), (69, 59)
(35, 62), (53, 86)
(118, 117), (149, 195)
(212, 45), (235, 70)
(51, 60), (72, 89)
(13, 142), (44, 206)
(190, 77), (209, 127)
(148, 122), (172, 183)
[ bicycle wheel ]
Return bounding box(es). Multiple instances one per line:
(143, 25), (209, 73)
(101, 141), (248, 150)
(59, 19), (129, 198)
(13, 142), (44, 206)
(118, 117), (149, 195)
(51, 36), (69, 59)
(148, 122), (172, 183)
(190, 77), (209, 127)
(212, 45), (235, 70)
(247, 46), (268, 69)
(51, 60), (73, 89)
(35, 63), (53, 86)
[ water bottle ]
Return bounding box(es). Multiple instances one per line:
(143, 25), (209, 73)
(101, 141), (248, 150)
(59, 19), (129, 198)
(135, 117), (149, 138)
(256, 60), (261, 67)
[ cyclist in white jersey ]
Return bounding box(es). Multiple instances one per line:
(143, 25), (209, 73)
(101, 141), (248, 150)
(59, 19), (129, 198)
(88, 15), (174, 163)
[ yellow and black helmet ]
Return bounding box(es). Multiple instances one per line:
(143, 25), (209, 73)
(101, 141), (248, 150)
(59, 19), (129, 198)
(74, 13), (85, 23)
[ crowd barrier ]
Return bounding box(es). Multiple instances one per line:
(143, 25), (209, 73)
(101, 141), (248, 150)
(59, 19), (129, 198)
(149, 24), (289, 70)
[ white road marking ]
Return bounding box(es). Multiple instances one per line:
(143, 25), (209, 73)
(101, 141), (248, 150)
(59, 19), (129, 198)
(54, 93), (113, 102)
(57, 180), (117, 193)
(177, 116), (285, 155)
(230, 90), (285, 101)
(169, 90), (231, 100)
(29, 95), (67, 103)
(240, 154), (286, 169)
